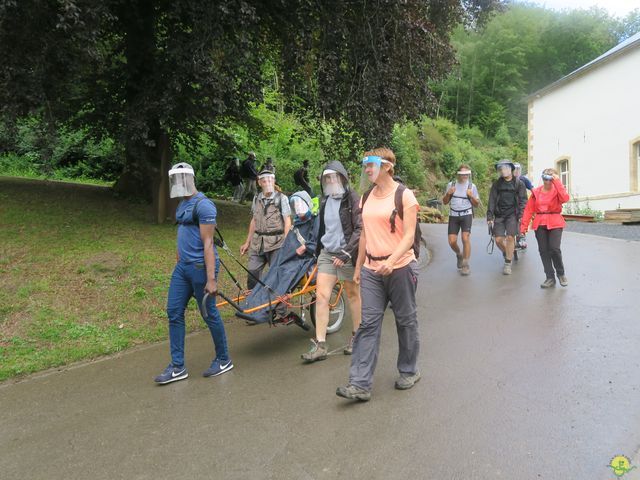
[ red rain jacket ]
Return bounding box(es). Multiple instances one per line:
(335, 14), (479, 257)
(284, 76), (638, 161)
(520, 179), (570, 232)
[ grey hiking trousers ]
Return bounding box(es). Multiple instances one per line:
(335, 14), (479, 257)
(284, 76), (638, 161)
(349, 261), (420, 391)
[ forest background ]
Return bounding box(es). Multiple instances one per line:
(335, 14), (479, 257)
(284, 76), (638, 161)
(1, 2), (639, 211)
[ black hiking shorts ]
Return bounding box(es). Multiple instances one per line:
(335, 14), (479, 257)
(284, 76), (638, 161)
(492, 215), (518, 237)
(448, 214), (473, 235)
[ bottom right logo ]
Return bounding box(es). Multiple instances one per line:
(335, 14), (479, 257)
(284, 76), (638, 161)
(608, 455), (637, 478)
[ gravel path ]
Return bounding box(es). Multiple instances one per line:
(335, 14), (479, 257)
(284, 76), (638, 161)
(564, 221), (640, 241)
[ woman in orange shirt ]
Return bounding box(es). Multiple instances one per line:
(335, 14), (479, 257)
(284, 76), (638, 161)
(520, 168), (570, 288)
(336, 147), (420, 402)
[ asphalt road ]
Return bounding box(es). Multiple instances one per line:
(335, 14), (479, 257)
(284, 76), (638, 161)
(2, 223), (639, 480)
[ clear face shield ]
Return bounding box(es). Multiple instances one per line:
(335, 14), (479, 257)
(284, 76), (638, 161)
(291, 195), (311, 221)
(513, 164), (522, 177)
(258, 173), (275, 195)
(321, 170), (345, 198)
(360, 155), (392, 190)
(499, 165), (512, 178)
(168, 163), (197, 198)
(456, 169), (472, 187)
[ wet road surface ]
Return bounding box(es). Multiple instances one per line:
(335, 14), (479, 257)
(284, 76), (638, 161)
(2, 223), (640, 479)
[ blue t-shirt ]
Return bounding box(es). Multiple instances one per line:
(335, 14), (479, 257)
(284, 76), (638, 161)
(176, 193), (217, 263)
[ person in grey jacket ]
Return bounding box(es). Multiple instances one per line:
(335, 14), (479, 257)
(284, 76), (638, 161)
(487, 160), (528, 275)
(301, 160), (362, 363)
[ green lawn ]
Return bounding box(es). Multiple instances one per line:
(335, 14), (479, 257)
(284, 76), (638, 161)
(0, 177), (250, 381)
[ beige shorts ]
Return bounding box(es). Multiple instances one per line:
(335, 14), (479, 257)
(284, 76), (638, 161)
(317, 249), (356, 282)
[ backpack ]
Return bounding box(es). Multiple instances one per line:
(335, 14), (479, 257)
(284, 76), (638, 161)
(190, 194), (216, 226)
(361, 183), (422, 259)
(494, 177), (523, 217)
(448, 180), (476, 217)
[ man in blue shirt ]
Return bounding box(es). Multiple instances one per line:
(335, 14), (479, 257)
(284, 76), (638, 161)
(155, 162), (232, 384)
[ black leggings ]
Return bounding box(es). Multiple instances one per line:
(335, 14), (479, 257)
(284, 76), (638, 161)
(534, 226), (565, 279)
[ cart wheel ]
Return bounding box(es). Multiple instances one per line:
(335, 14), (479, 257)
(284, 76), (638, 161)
(310, 284), (345, 335)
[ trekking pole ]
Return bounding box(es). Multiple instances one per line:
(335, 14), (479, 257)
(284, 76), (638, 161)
(214, 229), (277, 296)
(486, 222), (495, 254)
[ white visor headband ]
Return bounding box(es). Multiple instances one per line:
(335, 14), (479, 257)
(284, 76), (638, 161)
(258, 173), (275, 180)
(169, 166), (195, 176)
(457, 170), (471, 175)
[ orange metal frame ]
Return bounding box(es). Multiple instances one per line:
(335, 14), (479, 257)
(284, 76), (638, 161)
(215, 264), (344, 314)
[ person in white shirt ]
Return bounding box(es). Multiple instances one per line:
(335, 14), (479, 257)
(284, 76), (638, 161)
(442, 164), (480, 276)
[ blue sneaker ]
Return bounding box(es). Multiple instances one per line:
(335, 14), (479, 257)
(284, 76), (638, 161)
(154, 364), (188, 385)
(203, 358), (234, 378)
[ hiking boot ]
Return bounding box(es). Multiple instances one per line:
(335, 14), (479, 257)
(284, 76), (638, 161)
(203, 358), (234, 377)
(301, 339), (327, 363)
(395, 371), (421, 390)
(502, 262), (512, 275)
(336, 384), (371, 402)
(154, 364), (188, 385)
(540, 278), (556, 289)
(456, 254), (463, 269)
(344, 335), (355, 355)
(558, 275), (568, 287)
(460, 260), (470, 276)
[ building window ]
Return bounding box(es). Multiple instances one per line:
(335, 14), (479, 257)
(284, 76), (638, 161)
(636, 142), (640, 189)
(632, 140), (640, 192)
(557, 158), (569, 189)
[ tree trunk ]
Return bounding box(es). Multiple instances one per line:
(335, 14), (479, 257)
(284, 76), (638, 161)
(152, 131), (176, 224)
(112, 0), (173, 223)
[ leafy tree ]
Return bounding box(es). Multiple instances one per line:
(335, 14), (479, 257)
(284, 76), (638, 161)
(433, 4), (627, 142)
(0, 0), (500, 221)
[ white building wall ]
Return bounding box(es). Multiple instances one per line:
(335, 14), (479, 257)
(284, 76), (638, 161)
(529, 46), (640, 211)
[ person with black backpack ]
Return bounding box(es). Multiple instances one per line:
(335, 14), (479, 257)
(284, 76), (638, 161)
(154, 162), (232, 385)
(223, 157), (243, 203)
(336, 147), (421, 402)
(240, 152), (259, 203)
(300, 161), (362, 363)
(487, 160), (528, 275)
(293, 159), (313, 196)
(442, 164), (479, 276)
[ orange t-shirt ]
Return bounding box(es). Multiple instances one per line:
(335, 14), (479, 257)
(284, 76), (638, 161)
(360, 184), (419, 271)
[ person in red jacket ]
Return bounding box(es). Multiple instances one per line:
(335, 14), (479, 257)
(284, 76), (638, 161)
(520, 168), (570, 288)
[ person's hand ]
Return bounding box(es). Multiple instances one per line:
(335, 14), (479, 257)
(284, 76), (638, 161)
(447, 185), (456, 195)
(332, 256), (345, 267)
(240, 242), (249, 255)
(353, 266), (361, 285)
(466, 188), (473, 198)
(295, 245), (306, 256)
(552, 173), (560, 181)
(374, 259), (394, 276)
(487, 219), (494, 227)
(205, 278), (218, 296)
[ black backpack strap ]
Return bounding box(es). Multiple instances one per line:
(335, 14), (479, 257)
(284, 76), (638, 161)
(361, 186), (374, 209)
(389, 184), (406, 233)
(191, 194), (215, 226)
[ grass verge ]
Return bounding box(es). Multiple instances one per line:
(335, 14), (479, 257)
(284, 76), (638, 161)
(0, 176), (250, 381)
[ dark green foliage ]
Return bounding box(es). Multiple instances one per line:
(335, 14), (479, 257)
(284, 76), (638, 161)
(0, 0), (500, 219)
(433, 4), (639, 143)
